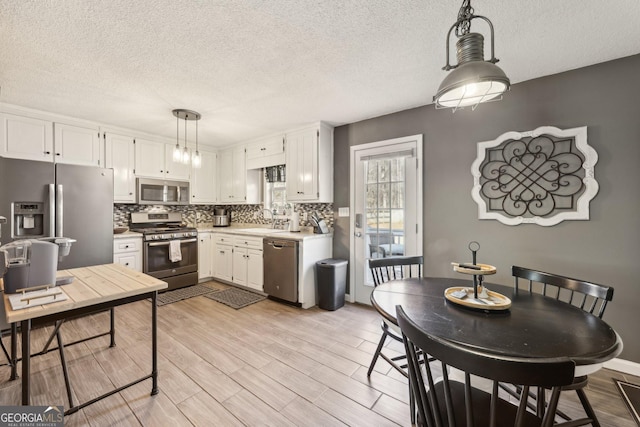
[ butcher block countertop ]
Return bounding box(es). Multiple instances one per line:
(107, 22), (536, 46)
(3, 263), (167, 323)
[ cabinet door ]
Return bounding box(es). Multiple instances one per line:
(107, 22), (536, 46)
(246, 249), (263, 291)
(232, 246), (248, 286)
(286, 127), (318, 201)
(0, 113), (53, 162)
(191, 151), (217, 204)
(165, 144), (191, 181)
(105, 132), (136, 203)
(54, 123), (101, 166)
(213, 243), (233, 281)
(217, 148), (234, 202)
(198, 233), (212, 279)
(134, 138), (166, 178)
(231, 146), (247, 202)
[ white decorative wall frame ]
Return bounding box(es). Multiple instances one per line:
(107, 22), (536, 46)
(471, 126), (598, 226)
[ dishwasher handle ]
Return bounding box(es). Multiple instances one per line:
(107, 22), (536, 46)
(265, 239), (296, 249)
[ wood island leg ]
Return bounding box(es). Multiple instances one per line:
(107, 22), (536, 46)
(10, 323), (18, 380)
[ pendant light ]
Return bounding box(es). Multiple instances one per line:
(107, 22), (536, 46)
(172, 109), (202, 168)
(434, 0), (510, 111)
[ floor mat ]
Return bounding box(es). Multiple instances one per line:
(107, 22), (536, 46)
(614, 379), (640, 425)
(155, 284), (219, 306)
(204, 287), (267, 309)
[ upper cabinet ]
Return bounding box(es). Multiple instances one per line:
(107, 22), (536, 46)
(0, 112), (102, 166)
(134, 138), (190, 181)
(53, 123), (101, 166)
(245, 134), (285, 169)
(0, 113), (54, 162)
(218, 145), (260, 204)
(191, 150), (217, 204)
(285, 122), (333, 203)
(105, 132), (136, 203)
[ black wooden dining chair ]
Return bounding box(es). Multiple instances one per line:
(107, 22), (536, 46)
(510, 265), (615, 427)
(397, 305), (576, 427)
(367, 255), (424, 376)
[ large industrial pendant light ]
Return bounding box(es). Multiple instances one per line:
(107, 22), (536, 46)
(434, 0), (510, 111)
(172, 109), (201, 168)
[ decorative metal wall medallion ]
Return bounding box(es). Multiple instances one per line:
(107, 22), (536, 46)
(471, 126), (598, 226)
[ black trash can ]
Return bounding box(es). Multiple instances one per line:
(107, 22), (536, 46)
(316, 259), (348, 310)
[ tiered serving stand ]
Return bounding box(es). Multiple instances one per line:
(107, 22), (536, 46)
(445, 241), (511, 311)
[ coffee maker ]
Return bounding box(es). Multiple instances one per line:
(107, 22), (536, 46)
(213, 208), (231, 227)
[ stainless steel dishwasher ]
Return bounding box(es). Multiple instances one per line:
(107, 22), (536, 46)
(263, 238), (299, 303)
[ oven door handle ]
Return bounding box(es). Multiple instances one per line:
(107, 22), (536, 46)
(147, 238), (197, 247)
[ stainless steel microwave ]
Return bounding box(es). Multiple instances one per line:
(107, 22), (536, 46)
(137, 178), (190, 205)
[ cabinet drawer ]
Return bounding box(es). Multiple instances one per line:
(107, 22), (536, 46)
(114, 253), (140, 271)
(213, 233), (233, 244)
(233, 235), (263, 249)
(114, 238), (141, 253)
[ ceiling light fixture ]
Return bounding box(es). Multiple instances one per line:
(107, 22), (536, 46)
(172, 109), (202, 168)
(434, 0), (510, 111)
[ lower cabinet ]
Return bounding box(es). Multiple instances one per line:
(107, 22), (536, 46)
(232, 236), (263, 291)
(212, 233), (233, 282)
(209, 232), (263, 291)
(113, 236), (142, 272)
(198, 232), (213, 280)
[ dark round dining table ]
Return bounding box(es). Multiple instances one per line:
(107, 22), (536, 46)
(370, 277), (623, 367)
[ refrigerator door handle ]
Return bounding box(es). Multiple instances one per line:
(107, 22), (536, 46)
(49, 183), (56, 237)
(56, 184), (63, 237)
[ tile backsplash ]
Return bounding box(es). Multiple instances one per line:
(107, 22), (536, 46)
(114, 203), (334, 228)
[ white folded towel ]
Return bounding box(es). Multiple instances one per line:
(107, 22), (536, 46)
(169, 240), (182, 262)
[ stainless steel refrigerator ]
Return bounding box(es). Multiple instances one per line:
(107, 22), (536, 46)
(0, 157), (114, 269)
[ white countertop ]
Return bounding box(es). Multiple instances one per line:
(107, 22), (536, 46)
(196, 224), (332, 241)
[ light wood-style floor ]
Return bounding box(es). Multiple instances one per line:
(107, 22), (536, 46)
(1, 281), (638, 426)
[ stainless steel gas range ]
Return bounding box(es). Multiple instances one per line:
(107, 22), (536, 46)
(130, 212), (198, 291)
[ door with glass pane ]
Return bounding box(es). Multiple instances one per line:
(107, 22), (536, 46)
(351, 136), (422, 305)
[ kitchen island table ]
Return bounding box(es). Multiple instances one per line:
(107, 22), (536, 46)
(2, 263), (167, 415)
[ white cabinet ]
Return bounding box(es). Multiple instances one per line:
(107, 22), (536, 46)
(285, 122), (333, 202)
(198, 232), (213, 280)
(113, 236), (142, 272)
(0, 113), (54, 162)
(53, 123), (101, 166)
(246, 249), (264, 290)
(218, 146), (261, 204)
(105, 132), (136, 203)
(134, 139), (190, 181)
(213, 234), (233, 282)
(164, 144), (191, 181)
(191, 150), (217, 204)
(246, 134), (285, 169)
(232, 235), (263, 291)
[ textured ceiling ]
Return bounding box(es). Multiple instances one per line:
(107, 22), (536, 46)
(1, 1), (639, 147)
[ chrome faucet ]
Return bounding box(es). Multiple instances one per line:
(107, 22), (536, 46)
(261, 208), (276, 228)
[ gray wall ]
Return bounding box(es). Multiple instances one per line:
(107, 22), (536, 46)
(333, 54), (640, 363)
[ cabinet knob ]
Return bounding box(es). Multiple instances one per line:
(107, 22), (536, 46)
(125, 245), (129, 248)
(125, 262), (129, 266)
(160, 170), (163, 173)
(56, 153), (61, 156)
(166, 171), (169, 174)
(129, 192), (133, 195)
(45, 151), (51, 155)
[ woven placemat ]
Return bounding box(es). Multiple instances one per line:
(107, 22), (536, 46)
(204, 287), (266, 309)
(155, 284), (220, 306)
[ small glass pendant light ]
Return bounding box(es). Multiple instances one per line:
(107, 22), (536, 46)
(172, 109), (202, 166)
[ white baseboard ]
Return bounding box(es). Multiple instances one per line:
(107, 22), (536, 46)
(604, 358), (640, 377)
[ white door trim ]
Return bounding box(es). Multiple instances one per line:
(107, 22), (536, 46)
(347, 134), (423, 303)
